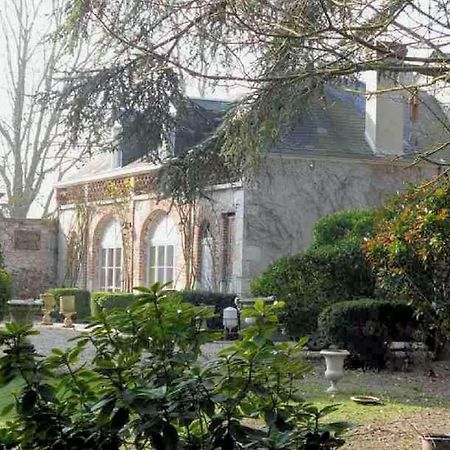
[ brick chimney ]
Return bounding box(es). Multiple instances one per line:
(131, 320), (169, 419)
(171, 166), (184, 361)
(365, 43), (407, 156)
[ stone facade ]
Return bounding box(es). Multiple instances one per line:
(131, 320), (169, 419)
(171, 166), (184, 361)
(56, 170), (243, 294)
(55, 154), (435, 296)
(0, 218), (58, 298)
(240, 154), (436, 293)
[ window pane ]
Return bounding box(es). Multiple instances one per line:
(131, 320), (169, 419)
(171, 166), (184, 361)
(166, 245), (174, 267)
(158, 267), (164, 282)
(149, 268), (155, 284)
(158, 246), (165, 267)
(149, 246), (156, 267)
(107, 268), (113, 287)
(115, 248), (122, 267)
(100, 268), (105, 290)
(115, 269), (121, 289)
(166, 267), (173, 284)
(101, 249), (107, 267)
(105, 248), (113, 267)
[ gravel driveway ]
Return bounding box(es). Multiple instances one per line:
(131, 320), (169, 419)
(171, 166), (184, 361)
(24, 324), (232, 363)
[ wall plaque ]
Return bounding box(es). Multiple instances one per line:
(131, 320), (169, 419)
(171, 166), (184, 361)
(14, 229), (41, 251)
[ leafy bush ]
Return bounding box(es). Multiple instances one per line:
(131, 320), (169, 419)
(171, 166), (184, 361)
(251, 242), (375, 337)
(49, 288), (91, 322)
(0, 270), (12, 321)
(90, 291), (138, 315)
(312, 209), (375, 248)
(0, 284), (348, 449)
(175, 290), (236, 329)
(365, 181), (450, 357)
(318, 299), (416, 369)
(251, 209), (376, 338)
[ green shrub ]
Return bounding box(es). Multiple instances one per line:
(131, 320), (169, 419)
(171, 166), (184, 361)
(49, 288), (91, 322)
(0, 269), (12, 320)
(365, 181), (450, 356)
(0, 285), (347, 449)
(312, 209), (375, 248)
(318, 299), (416, 369)
(90, 292), (138, 315)
(175, 290), (236, 329)
(251, 242), (375, 337)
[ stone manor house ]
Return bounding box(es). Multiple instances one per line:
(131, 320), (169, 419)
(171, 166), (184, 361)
(53, 73), (448, 296)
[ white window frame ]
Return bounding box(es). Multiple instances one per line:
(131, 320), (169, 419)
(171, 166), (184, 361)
(147, 243), (175, 286)
(99, 220), (123, 292)
(146, 215), (177, 287)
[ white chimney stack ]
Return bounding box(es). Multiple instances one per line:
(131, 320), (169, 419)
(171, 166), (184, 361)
(365, 43), (407, 156)
(110, 121), (123, 168)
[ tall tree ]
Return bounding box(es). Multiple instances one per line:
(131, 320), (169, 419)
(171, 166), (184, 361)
(0, 0), (94, 218)
(63, 0), (450, 188)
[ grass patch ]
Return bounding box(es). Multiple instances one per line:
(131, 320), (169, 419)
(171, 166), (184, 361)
(299, 366), (450, 425)
(0, 378), (24, 424)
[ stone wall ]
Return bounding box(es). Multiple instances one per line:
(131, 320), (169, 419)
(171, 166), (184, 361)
(0, 218), (58, 298)
(241, 155), (437, 294)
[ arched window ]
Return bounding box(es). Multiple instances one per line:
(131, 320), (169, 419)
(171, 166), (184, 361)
(199, 224), (214, 291)
(147, 215), (177, 286)
(99, 220), (122, 291)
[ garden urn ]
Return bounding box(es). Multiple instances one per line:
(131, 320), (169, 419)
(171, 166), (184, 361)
(60, 295), (76, 328)
(7, 299), (40, 326)
(40, 293), (55, 325)
(320, 349), (350, 393)
(223, 306), (239, 340)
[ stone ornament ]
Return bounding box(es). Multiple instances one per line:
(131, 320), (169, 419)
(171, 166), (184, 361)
(40, 293), (55, 325)
(60, 295), (76, 328)
(320, 349), (350, 393)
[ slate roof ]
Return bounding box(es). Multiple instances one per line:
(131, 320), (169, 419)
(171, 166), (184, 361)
(173, 98), (231, 155)
(62, 87), (450, 183)
(271, 86), (373, 157)
(63, 98), (231, 181)
(271, 85), (450, 159)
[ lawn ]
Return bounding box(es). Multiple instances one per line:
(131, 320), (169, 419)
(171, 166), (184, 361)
(301, 362), (450, 449)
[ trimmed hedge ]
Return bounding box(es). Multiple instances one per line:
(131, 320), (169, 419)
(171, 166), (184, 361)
(312, 209), (375, 248)
(251, 242), (375, 337)
(90, 290), (236, 329)
(176, 291), (237, 329)
(48, 288), (91, 322)
(90, 292), (138, 316)
(318, 298), (416, 369)
(0, 269), (12, 321)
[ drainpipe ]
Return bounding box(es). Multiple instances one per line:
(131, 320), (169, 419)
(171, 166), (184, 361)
(130, 185), (136, 292)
